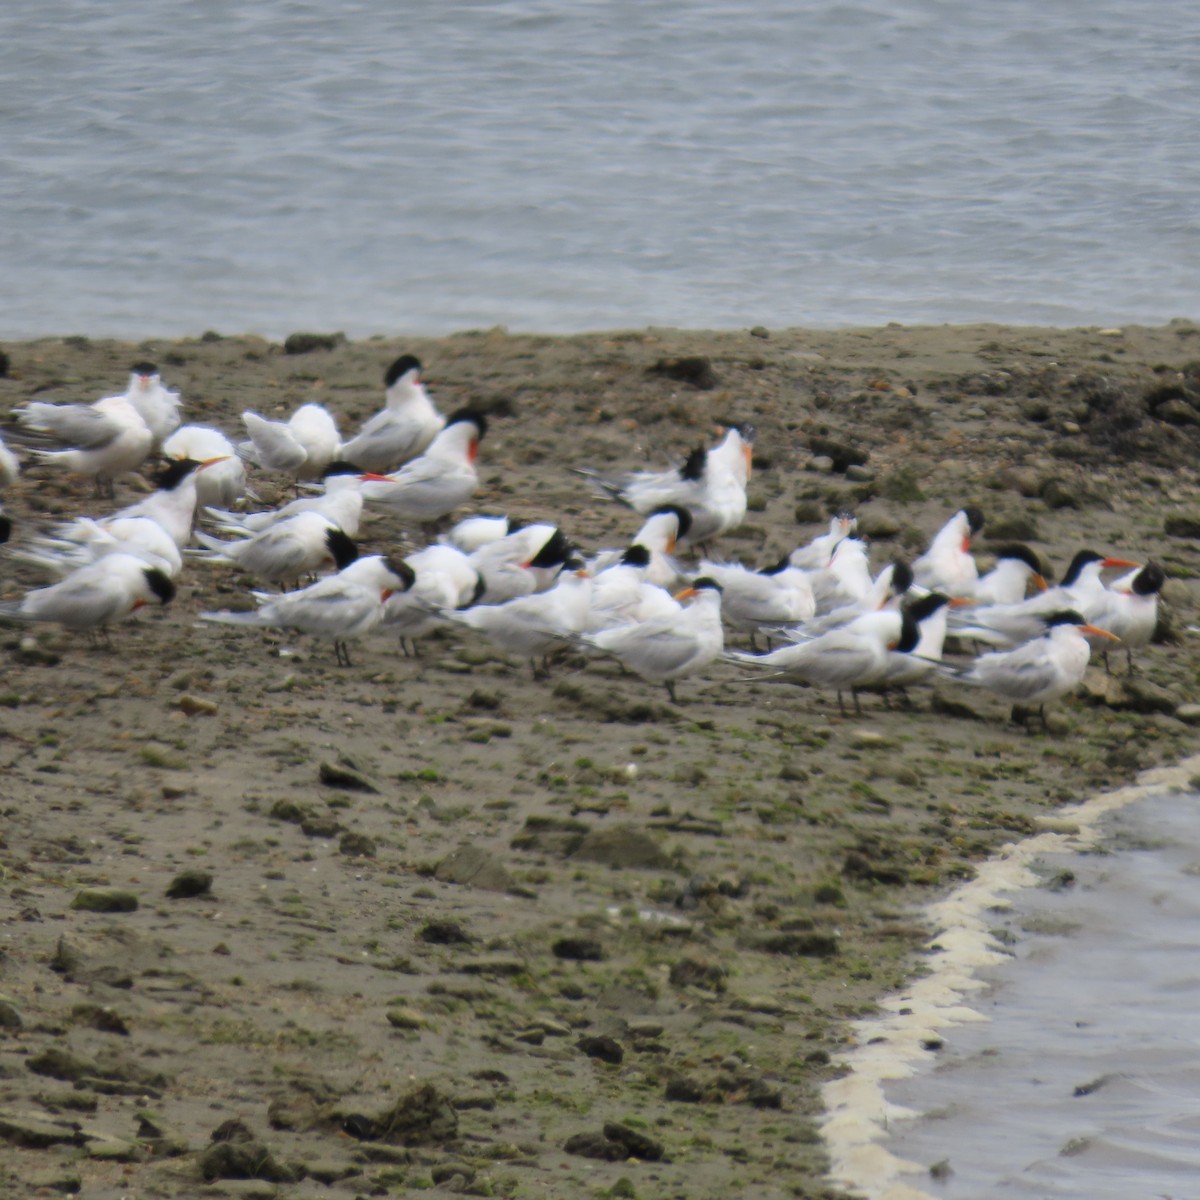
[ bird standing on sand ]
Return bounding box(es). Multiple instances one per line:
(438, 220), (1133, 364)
(193, 510), (358, 587)
(340, 354), (445, 472)
(201, 555), (416, 666)
(941, 610), (1117, 728)
(728, 607), (920, 716)
(14, 389), (154, 496)
(358, 409), (486, 530)
(583, 577), (725, 703)
(0, 552), (176, 636)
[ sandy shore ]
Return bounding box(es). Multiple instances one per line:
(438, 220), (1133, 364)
(0, 323), (1198, 1199)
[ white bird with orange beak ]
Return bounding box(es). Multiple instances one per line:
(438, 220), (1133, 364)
(588, 505), (691, 589)
(201, 555), (416, 666)
(941, 609), (1118, 728)
(727, 607), (920, 715)
(0, 552), (176, 635)
(582, 576), (725, 702)
(913, 507), (985, 597)
(948, 549), (1139, 649)
(163, 425), (246, 508)
(359, 409), (486, 528)
(448, 554), (593, 673)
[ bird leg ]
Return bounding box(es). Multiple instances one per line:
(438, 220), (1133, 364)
(665, 680), (679, 704)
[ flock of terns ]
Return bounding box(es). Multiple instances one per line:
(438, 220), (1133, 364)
(0, 354), (1168, 728)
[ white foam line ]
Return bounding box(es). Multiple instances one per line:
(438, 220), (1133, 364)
(820, 752), (1200, 1200)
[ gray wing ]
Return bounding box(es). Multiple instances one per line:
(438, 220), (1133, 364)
(241, 412), (307, 472)
(970, 645), (1061, 700)
(17, 403), (124, 448)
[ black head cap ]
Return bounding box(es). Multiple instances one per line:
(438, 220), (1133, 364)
(0, 512), (13, 544)
(1132, 562), (1165, 596)
(963, 506), (985, 535)
(322, 460), (362, 479)
(906, 591), (950, 623)
(890, 559), (914, 595)
(529, 528), (571, 569)
(325, 527), (359, 570)
(621, 544), (652, 568)
(384, 557), (417, 592)
(447, 408), (487, 440)
(680, 445), (708, 482)
(384, 354), (422, 387)
(1061, 549), (1103, 587)
(1042, 609), (1087, 629)
(505, 515), (526, 534)
(142, 567), (176, 606)
(735, 421), (757, 444)
(564, 552), (588, 572)
(651, 503), (693, 540)
(131, 361), (158, 376)
(690, 577), (723, 594)
(993, 543), (1043, 574)
(154, 457), (202, 491)
(759, 553), (793, 577)
(896, 608), (921, 654)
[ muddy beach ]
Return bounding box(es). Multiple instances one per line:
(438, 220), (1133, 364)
(1, 322), (1198, 1199)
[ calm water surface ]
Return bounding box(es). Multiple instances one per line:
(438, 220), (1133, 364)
(886, 790), (1200, 1198)
(2, 1), (1198, 339)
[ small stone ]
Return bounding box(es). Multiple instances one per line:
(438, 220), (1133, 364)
(1174, 704), (1200, 725)
(602, 1122), (664, 1162)
(165, 870), (213, 899)
(806, 455), (835, 473)
(0, 998), (22, 1029)
(418, 920), (472, 945)
(563, 1131), (628, 1161)
(552, 936), (606, 961)
(70, 889), (139, 913)
(749, 325), (770, 339)
(300, 814), (341, 839)
(577, 1035), (624, 1065)
(0, 1110), (83, 1149)
(845, 464), (875, 482)
(318, 760), (378, 793)
(435, 845), (514, 893)
(752, 931), (840, 957)
(664, 1075), (706, 1103)
(668, 957), (727, 992)
(1165, 512), (1200, 538)
(26, 1168), (82, 1194)
(570, 824), (670, 870)
(338, 832), (377, 857)
(174, 694), (219, 716)
(1040, 478), (1079, 510)
(369, 1081), (458, 1144)
(385, 1007), (426, 1030)
(283, 331), (345, 355)
(647, 356), (717, 390)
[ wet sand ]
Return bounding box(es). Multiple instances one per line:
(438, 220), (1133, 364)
(0, 323), (1198, 1198)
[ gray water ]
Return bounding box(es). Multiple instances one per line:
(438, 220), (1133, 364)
(2, 1), (1198, 341)
(886, 790), (1200, 1199)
